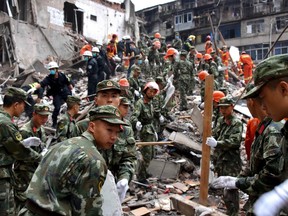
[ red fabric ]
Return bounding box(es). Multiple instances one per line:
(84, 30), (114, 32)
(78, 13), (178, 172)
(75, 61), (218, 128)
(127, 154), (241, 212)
(245, 118), (260, 160)
(238, 54), (254, 83)
(80, 44), (92, 55)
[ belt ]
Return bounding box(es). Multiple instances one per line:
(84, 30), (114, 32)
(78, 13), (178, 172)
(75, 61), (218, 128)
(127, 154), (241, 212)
(26, 199), (62, 216)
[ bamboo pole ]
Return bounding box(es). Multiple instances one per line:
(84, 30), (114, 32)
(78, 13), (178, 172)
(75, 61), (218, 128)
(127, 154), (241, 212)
(199, 75), (214, 205)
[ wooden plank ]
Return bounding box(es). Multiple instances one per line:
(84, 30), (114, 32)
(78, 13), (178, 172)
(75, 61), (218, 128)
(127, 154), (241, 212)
(172, 182), (189, 193)
(199, 75), (213, 205)
(130, 207), (150, 216)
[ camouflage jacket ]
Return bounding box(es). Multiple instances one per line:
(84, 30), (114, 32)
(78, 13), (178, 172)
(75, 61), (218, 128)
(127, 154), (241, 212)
(236, 117), (283, 200)
(131, 98), (157, 138)
(99, 119), (137, 182)
(174, 59), (194, 82)
(0, 110), (41, 179)
(172, 38), (182, 50)
(24, 131), (107, 215)
(200, 80), (219, 102)
(205, 61), (219, 78)
(56, 112), (80, 142)
(213, 114), (243, 174)
(76, 118), (89, 135)
(147, 47), (160, 65)
(278, 120), (288, 182)
(129, 77), (141, 93)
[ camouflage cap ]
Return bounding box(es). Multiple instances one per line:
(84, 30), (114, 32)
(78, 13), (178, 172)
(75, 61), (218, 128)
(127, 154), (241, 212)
(66, 95), (81, 105)
(180, 50), (188, 56)
(132, 66), (141, 73)
(249, 54), (288, 96)
(34, 104), (51, 115)
(5, 87), (30, 106)
(155, 76), (164, 83)
(218, 96), (235, 106)
(96, 80), (121, 93)
(241, 83), (258, 99)
(120, 97), (131, 105)
(89, 105), (128, 125)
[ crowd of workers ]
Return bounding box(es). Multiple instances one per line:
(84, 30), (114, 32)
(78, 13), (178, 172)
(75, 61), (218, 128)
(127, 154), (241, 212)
(0, 31), (287, 216)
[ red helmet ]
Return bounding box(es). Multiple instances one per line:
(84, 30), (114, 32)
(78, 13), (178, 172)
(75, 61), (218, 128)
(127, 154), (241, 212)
(154, 32), (161, 39)
(143, 82), (159, 94)
(196, 53), (203, 59)
(198, 70), (209, 81)
(213, 91), (225, 102)
(206, 35), (211, 41)
(204, 54), (212, 61)
(165, 48), (177, 58)
(119, 78), (129, 87)
(241, 51), (246, 54)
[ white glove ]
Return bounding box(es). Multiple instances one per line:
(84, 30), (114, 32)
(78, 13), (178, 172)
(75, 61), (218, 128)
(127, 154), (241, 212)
(154, 132), (158, 141)
(27, 87), (37, 95)
(211, 176), (237, 189)
(254, 179), (288, 216)
(116, 179), (129, 203)
(206, 136), (217, 147)
(136, 121), (142, 131)
(41, 148), (48, 156)
(144, 57), (149, 65)
(159, 115), (165, 123)
(71, 88), (76, 96)
(134, 90), (140, 97)
(22, 137), (41, 148)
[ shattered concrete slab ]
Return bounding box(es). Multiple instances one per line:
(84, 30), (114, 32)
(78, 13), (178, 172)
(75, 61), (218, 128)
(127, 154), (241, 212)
(147, 159), (180, 179)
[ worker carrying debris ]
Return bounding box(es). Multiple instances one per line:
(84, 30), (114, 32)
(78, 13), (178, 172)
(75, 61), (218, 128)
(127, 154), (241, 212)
(40, 61), (74, 128)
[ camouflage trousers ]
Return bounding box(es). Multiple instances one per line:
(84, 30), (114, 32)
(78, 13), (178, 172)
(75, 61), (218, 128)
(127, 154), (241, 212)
(179, 78), (189, 110)
(138, 130), (157, 181)
(0, 178), (15, 216)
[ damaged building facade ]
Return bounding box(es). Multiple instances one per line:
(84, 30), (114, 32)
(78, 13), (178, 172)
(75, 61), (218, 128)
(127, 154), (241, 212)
(0, 0), (138, 72)
(137, 0), (288, 62)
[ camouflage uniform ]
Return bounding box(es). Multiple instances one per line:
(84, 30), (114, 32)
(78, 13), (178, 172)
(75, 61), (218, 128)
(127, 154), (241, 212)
(174, 53), (194, 110)
(131, 98), (157, 181)
(0, 87), (41, 215)
(213, 97), (243, 216)
(56, 96), (81, 142)
(147, 46), (160, 77)
(18, 105), (127, 216)
(236, 117), (283, 214)
(14, 104), (50, 212)
(200, 80), (219, 102)
(172, 34), (182, 50)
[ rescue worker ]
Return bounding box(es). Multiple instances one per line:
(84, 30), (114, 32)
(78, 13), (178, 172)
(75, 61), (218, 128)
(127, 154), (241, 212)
(195, 52), (205, 72)
(0, 87), (42, 215)
(128, 66), (142, 102)
(130, 81), (159, 183)
(218, 45), (230, 81)
(119, 78), (134, 107)
(14, 104), (51, 212)
(174, 50), (194, 110)
(238, 51), (254, 84)
(205, 35), (213, 54)
(40, 61), (73, 128)
(204, 53), (221, 86)
(147, 40), (161, 77)
(107, 34), (118, 76)
(212, 90), (225, 128)
(18, 105), (127, 216)
(92, 46), (106, 83)
(56, 95), (81, 142)
(83, 50), (99, 101)
(206, 97), (243, 216)
(198, 70), (219, 102)
(212, 83), (283, 215)
(183, 35), (196, 52)
(172, 32), (182, 50)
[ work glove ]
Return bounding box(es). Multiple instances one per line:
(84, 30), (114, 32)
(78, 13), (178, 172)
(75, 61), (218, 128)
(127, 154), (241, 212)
(116, 179), (129, 203)
(211, 176), (237, 189)
(41, 148), (48, 156)
(159, 115), (165, 123)
(22, 137), (41, 148)
(134, 90), (140, 97)
(206, 136), (217, 147)
(254, 179), (288, 216)
(136, 121), (142, 131)
(27, 87), (37, 95)
(144, 57), (149, 65)
(71, 88), (76, 96)
(154, 132), (158, 141)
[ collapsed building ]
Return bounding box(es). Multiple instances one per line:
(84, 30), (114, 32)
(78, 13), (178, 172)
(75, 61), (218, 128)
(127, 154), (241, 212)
(0, 0), (138, 77)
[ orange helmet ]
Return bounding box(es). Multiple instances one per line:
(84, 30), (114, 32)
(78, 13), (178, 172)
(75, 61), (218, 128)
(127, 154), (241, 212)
(153, 40), (161, 49)
(204, 54), (212, 61)
(143, 81), (159, 94)
(119, 78), (129, 87)
(196, 53), (203, 59)
(165, 48), (177, 58)
(198, 70), (209, 81)
(154, 32), (161, 39)
(213, 91), (225, 102)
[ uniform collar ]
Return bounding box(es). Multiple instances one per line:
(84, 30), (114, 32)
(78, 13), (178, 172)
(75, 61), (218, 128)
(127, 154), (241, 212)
(281, 120), (288, 138)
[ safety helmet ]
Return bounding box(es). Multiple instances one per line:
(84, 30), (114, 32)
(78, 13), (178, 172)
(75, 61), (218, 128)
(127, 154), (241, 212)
(92, 47), (100, 53)
(153, 40), (161, 49)
(241, 51), (246, 54)
(204, 54), (212, 61)
(143, 81), (159, 94)
(122, 35), (131, 40)
(96, 41), (103, 46)
(83, 51), (92, 57)
(154, 32), (161, 39)
(222, 45), (228, 49)
(48, 61), (59, 70)
(206, 35), (211, 41)
(196, 53), (203, 59)
(188, 35), (195, 40)
(165, 48), (177, 58)
(198, 70), (209, 81)
(119, 78), (129, 87)
(213, 91), (225, 103)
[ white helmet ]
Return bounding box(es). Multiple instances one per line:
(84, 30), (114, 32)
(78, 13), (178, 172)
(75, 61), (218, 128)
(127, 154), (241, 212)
(92, 47), (100, 53)
(143, 81), (159, 94)
(48, 61), (59, 70)
(83, 51), (92, 57)
(123, 35), (131, 40)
